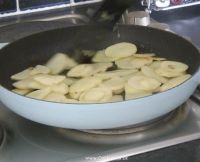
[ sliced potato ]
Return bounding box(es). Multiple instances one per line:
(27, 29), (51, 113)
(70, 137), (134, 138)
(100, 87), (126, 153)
(67, 64), (93, 77)
(46, 53), (77, 74)
(115, 57), (135, 69)
(11, 68), (33, 80)
(64, 77), (78, 86)
(128, 75), (161, 91)
(161, 61), (188, 72)
(50, 83), (68, 94)
(30, 65), (50, 75)
(121, 72), (143, 81)
(156, 69), (186, 78)
(94, 63), (113, 73)
(33, 74), (65, 86)
(105, 42), (137, 60)
(67, 63), (112, 77)
(13, 77), (44, 90)
(69, 77), (102, 93)
(69, 91), (82, 100)
(110, 95), (123, 102)
(141, 66), (168, 83)
(10, 42), (192, 104)
(130, 57), (153, 68)
(125, 92), (152, 100)
(160, 74), (191, 92)
(132, 53), (155, 58)
(125, 83), (149, 95)
(152, 57), (166, 61)
(63, 98), (79, 103)
(26, 88), (51, 99)
(149, 61), (163, 70)
(79, 87), (112, 103)
(101, 77), (125, 94)
(95, 69), (138, 80)
(92, 50), (114, 63)
(155, 61), (189, 78)
(115, 56), (153, 69)
(44, 92), (67, 102)
(12, 89), (31, 95)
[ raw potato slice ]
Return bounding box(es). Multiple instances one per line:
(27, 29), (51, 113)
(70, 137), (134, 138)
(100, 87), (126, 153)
(141, 66), (168, 83)
(129, 57), (153, 68)
(110, 95), (123, 102)
(11, 68), (33, 80)
(121, 72), (143, 81)
(46, 53), (77, 74)
(156, 69), (186, 78)
(13, 77), (44, 89)
(125, 83), (149, 95)
(30, 65), (50, 75)
(12, 89), (31, 95)
(128, 75), (161, 91)
(125, 92), (152, 100)
(152, 57), (166, 61)
(95, 69), (138, 80)
(64, 55), (77, 69)
(132, 53), (155, 58)
(115, 57), (153, 69)
(160, 74), (191, 92)
(69, 77), (102, 93)
(64, 77), (77, 86)
(149, 61), (163, 70)
(92, 50), (114, 63)
(155, 61), (189, 78)
(94, 63), (113, 74)
(115, 57), (134, 69)
(69, 91), (82, 100)
(63, 98), (79, 103)
(50, 83), (68, 94)
(67, 64), (93, 77)
(79, 87), (112, 103)
(44, 92), (67, 102)
(101, 77), (125, 94)
(67, 63), (112, 77)
(33, 74), (65, 86)
(161, 61), (189, 72)
(26, 88), (51, 99)
(105, 42), (137, 59)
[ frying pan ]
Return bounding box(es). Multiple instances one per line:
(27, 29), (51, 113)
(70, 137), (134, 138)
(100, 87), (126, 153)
(0, 0), (200, 130)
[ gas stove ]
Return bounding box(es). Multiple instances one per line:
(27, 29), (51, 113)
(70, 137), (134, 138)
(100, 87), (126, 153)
(0, 92), (200, 162)
(0, 3), (200, 162)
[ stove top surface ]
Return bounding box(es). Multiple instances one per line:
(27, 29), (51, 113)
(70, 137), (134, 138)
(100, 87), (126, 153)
(0, 99), (200, 162)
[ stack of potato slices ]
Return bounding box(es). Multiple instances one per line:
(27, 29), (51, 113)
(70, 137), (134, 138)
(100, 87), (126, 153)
(11, 42), (191, 103)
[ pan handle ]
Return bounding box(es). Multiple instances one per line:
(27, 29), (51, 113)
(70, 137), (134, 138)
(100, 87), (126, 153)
(90, 0), (135, 26)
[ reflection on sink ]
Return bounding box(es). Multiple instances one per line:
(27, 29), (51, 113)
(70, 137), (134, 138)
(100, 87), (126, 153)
(151, 6), (200, 47)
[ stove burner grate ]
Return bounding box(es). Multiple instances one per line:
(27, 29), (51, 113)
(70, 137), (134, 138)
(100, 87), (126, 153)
(57, 104), (189, 144)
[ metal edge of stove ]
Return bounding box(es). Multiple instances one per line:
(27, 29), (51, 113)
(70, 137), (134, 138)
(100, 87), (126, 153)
(52, 105), (189, 145)
(0, 127), (7, 150)
(61, 101), (200, 162)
